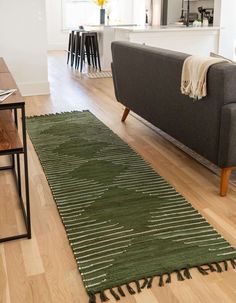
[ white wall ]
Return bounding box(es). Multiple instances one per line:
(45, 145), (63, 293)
(0, 0), (50, 96)
(46, 0), (70, 50)
(216, 0), (236, 60)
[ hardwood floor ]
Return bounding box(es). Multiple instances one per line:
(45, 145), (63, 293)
(1, 51), (236, 303)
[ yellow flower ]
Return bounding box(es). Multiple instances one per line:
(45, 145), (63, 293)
(93, 0), (108, 8)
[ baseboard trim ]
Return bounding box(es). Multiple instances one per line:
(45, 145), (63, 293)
(18, 81), (50, 97)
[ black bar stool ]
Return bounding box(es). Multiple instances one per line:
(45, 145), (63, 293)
(67, 26), (84, 67)
(67, 32), (72, 64)
(74, 31), (81, 69)
(73, 30), (86, 69)
(66, 30), (77, 67)
(79, 31), (101, 72)
(72, 30), (90, 70)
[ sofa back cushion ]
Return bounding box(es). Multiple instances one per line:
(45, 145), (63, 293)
(111, 41), (236, 165)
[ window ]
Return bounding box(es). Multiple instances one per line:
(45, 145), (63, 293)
(62, 0), (99, 29)
(62, 0), (134, 30)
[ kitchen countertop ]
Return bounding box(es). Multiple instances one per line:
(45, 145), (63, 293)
(84, 24), (220, 33)
(87, 24), (220, 71)
(112, 25), (220, 32)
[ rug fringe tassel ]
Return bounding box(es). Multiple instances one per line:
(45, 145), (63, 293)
(197, 266), (209, 275)
(100, 290), (109, 302)
(126, 283), (136, 295)
(176, 270), (185, 281)
(183, 268), (192, 279)
(110, 289), (120, 301)
(208, 264), (216, 272)
(147, 277), (153, 288)
(230, 259), (236, 269)
(28, 110), (89, 119)
(135, 280), (142, 293)
(117, 286), (125, 297)
(141, 277), (148, 289)
(89, 293), (96, 303)
(223, 260), (228, 271)
(166, 273), (171, 284)
(159, 275), (164, 287)
(214, 262), (223, 273)
(88, 259), (236, 302)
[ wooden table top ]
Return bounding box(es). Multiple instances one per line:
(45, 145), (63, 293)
(0, 58), (23, 153)
(0, 58), (24, 106)
(0, 57), (9, 73)
(0, 110), (23, 152)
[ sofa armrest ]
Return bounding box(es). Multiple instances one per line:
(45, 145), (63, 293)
(218, 103), (236, 168)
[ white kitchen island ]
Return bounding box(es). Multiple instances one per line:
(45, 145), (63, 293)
(90, 25), (220, 71)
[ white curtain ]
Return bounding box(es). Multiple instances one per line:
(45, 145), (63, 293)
(151, 0), (162, 25)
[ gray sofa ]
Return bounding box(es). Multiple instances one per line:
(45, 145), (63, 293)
(111, 41), (236, 196)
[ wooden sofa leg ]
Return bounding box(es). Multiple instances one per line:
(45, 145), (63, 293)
(121, 107), (130, 122)
(220, 168), (233, 197)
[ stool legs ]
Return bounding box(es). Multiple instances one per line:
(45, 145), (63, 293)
(80, 34), (86, 72)
(75, 32), (81, 69)
(94, 34), (101, 72)
(89, 36), (95, 68)
(67, 33), (72, 64)
(85, 37), (91, 66)
(71, 31), (76, 67)
(69, 31), (102, 72)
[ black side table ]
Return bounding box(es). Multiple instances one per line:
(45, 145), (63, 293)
(0, 60), (31, 243)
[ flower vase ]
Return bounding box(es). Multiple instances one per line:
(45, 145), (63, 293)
(100, 8), (105, 25)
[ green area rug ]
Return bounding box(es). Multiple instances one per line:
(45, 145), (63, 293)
(27, 111), (236, 303)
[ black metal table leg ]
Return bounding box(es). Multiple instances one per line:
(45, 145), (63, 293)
(0, 105), (31, 242)
(21, 105), (31, 239)
(16, 154), (22, 196)
(13, 109), (22, 198)
(0, 59), (32, 243)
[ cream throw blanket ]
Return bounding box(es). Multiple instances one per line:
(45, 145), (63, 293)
(181, 55), (228, 100)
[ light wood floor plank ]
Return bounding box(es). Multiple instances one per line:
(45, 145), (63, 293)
(0, 246), (10, 303)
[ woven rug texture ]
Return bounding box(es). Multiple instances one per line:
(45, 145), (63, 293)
(27, 111), (236, 303)
(86, 71), (112, 79)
